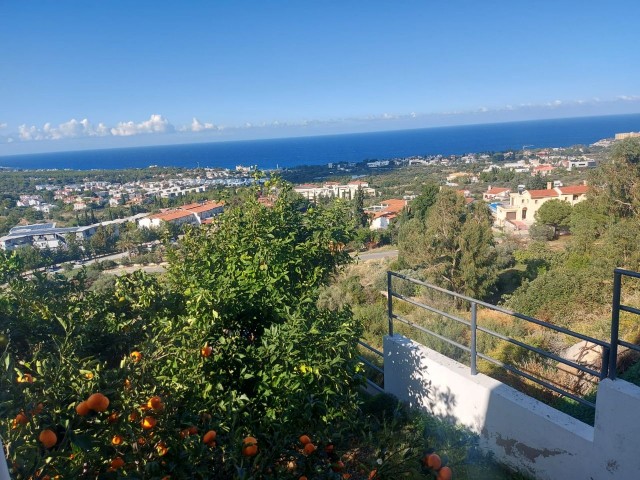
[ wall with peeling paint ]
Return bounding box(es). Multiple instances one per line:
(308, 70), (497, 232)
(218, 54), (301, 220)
(383, 335), (640, 480)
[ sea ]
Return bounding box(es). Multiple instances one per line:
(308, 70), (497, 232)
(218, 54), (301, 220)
(1, 113), (639, 171)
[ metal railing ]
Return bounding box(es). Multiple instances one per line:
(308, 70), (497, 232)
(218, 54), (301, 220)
(357, 340), (384, 393)
(610, 268), (640, 379)
(387, 271), (613, 409)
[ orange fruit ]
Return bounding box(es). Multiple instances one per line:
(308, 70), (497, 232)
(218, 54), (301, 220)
(31, 403), (44, 415)
(18, 373), (34, 383)
(303, 443), (317, 455)
(137, 437), (146, 446)
(299, 477), (308, 480)
(203, 430), (217, 444)
(86, 393), (110, 412)
(110, 457), (125, 470)
(343, 475), (352, 480)
(111, 435), (124, 446)
(325, 443), (335, 453)
(147, 396), (164, 410)
(39, 429), (58, 449)
(180, 428), (190, 439)
(201, 345), (213, 357)
(108, 411), (120, 423)
(76, 401), (91, 416)
(141, 416), (157, 430)
(368, 469), (378, 479)
(332, 461), (345, 472)
(437, 466), (452, 480)
(124, 379), (132, 389)
(130, 351), (142, 362)
(427, 453), (442, 470)
(188, 426), (198, 435)
(128, 411), (139, 422)
(299, 434), (311, 445)
(12, 412), (29, 429)
(242, 436), (258, 456)
(156, 441), (169, 456)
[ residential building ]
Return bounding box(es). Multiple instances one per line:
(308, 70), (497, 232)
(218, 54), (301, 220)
(138, 200), (224, 229)
(494, 183), (588, 230)
(366, 199), (407, 230)
(294, 181), (375, 202)
(483, 186), (511, 202)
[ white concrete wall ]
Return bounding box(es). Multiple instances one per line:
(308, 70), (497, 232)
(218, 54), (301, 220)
(383, 335), (640, 480)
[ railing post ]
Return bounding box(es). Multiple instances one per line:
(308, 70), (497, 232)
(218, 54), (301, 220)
(609, 270), (622, 380)
(470, 301), (478, 375)
(600, 346), (610, 380)
(387, 271), (394, 337)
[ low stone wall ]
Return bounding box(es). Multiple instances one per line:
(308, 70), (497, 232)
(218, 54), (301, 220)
(383, 334), (640, 480)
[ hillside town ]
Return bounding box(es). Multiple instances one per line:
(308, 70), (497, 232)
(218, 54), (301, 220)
(0, 138), (611, 255)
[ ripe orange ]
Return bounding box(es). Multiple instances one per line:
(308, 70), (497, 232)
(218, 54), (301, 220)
(39, 429), (57, 449)
(303, 443), (317, 455)
(188, 426), (198, 435)
(137, 437), (146, 446)
(130, 351), (142, 362)
(242, 436), (258, 456)
(76, 401), (91, 416)
(299, 477), (308, 480)
(12, 412), (29, 428)
(437, 466), (452, 480)
(180, 428), (190, 439)
(201, 345), (213, 357)
(426, 453), (442, 470)
(110, 457), (125, 470)
(368, 470), (378, 480)
(108, 411), (120, 423)
(156, 441), (169, 456)
(18, 373), (34, 383)
(124, 379), (132, 389)
(141, 416), (157, 430)
(86, 393), (110, 412)
(128, 411), (139, 422)
(325, 443), (335, 454)
(111, 435), (124, 446)
(331, 461), (345, 472)
(299, 434), (311, 445)
(147, 396), (164, 410)
(203, 430), (217, 445)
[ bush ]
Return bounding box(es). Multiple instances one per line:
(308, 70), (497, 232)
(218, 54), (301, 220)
(1, 184), (366, 479)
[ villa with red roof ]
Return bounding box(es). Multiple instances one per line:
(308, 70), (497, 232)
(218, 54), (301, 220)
(366, 199), (407, 230)
(138, 200), (224, 229)
(495, 183), (588, 230)
(483, 186), (511, 201)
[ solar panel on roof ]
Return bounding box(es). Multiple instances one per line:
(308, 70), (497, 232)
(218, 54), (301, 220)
(9, 223), (56, 234)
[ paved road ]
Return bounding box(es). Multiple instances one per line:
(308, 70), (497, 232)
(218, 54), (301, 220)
(354, 249), (398, 261)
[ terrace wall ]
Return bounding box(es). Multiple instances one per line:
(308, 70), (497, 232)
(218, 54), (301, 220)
(384, 334), (640, 480)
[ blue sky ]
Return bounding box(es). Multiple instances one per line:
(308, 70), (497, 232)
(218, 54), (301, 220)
(1, 1), (639, 154)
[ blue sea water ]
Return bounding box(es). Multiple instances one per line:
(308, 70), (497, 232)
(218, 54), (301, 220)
(1, 114), (639, 171)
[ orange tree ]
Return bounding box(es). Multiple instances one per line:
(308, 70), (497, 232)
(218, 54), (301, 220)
(1, 181), (364, 479)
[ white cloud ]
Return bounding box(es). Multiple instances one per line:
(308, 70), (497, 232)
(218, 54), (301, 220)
(0, 123), (7, 129)
(185, 117), (218, 132)
(110, 114), (174, 136)
(19, 118), (112, 141)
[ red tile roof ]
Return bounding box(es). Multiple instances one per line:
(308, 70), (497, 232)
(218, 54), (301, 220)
(528, 189), (559, 198)
(486, 187), (510, 195)
(557, 185), (588, 195)
(151, 210), (195, 221)
(184, 201), (224, 214)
